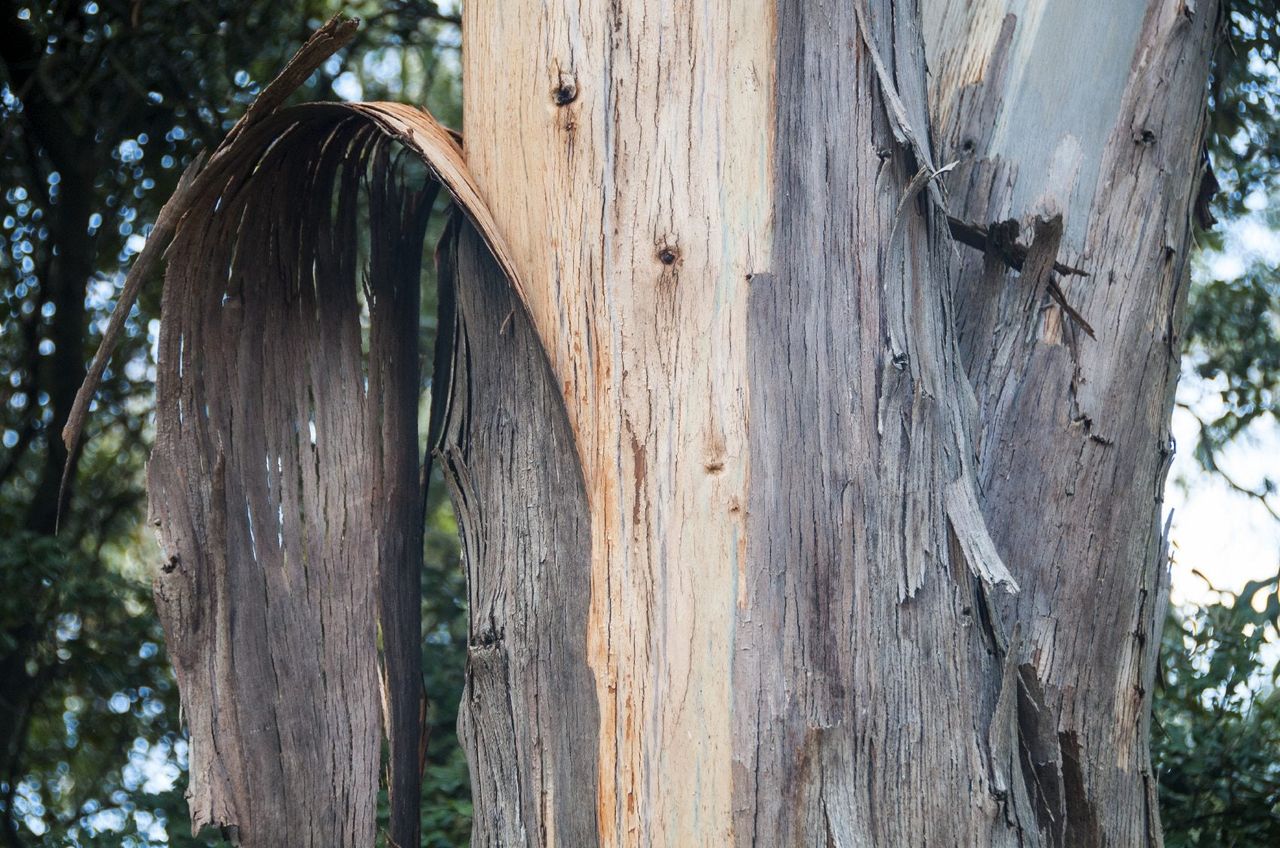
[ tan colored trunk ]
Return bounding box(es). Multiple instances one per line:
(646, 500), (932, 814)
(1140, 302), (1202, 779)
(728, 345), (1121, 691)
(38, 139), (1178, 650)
(461, 2), (772, 840)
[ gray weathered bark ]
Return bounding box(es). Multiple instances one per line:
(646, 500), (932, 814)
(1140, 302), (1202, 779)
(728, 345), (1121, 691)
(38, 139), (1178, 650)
(132, 96), (526, 846)
(453, 0), (1220, 845)
(925, 1), (1220, 843)
(438, 223), (599, 846)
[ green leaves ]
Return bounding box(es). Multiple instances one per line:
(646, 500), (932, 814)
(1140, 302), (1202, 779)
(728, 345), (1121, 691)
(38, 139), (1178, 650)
(1184, 0), (1280, 505)
(0, 530), (199, 846)
(1209, 1), (1280, 221)
(1154, 574), (1280, 846)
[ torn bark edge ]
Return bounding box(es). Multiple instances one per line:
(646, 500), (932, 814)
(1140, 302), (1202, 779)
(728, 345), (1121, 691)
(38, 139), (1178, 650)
(118, 67), (531, 848)
(945, 475), (1020, 595)
(58, 14), (528, 525)
(988, 626), (1028, 819)
(56, 14), (359, 523)
(853, 0), (947, 211)
(889, 161), (959, 256)
(947, 215), (1096, 338)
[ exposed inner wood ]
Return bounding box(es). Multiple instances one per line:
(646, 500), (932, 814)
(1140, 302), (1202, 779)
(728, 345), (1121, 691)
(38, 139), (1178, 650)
(87, 1), (1220, 844)
(923, 0), (1151, 250)
(464, 3), (774, 842)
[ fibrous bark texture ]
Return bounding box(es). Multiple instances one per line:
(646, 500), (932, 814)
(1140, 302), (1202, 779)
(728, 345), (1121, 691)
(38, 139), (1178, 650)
(139, 97), (526, 846)
(437, 224), (598, 846)
(925, 0), (1220, 843)
(149, 109), (426, 846)
(460, 0), (1218, 845)
(735, 2), (1025, 843)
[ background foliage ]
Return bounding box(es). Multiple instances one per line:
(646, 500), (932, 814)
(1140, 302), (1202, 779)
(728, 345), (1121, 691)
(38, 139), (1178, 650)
(1154, 574), (1280, 846)
(0, 0), (1277, 845)
(1188, 0), (1280, 507)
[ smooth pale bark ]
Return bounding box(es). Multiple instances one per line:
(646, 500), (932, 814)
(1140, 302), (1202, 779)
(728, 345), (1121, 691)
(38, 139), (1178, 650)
(456, 0), (1218, 846)
(462, 2), (772, 841)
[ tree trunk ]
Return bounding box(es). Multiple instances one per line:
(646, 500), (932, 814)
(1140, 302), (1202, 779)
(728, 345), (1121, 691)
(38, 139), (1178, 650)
(125, 2), (1221, 846)
(453, 0), (1218, 845)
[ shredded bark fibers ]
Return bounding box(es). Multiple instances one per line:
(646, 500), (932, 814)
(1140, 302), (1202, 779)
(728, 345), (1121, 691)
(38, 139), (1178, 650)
(63, 23), (524, 845)
(146, 109), (431, 846)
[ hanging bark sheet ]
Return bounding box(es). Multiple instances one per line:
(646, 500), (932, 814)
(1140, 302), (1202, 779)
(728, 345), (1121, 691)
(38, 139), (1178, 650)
(64, 19), (525, 847)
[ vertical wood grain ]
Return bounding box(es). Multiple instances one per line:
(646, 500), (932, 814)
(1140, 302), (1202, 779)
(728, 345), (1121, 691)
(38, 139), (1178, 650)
(439, 222), (599, 847)
(464, 3), (774, 843)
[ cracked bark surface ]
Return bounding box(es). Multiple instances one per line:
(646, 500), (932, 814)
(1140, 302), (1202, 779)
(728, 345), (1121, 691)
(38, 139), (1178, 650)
(132, 95), (531, 846)
(437, 223), (598, 847)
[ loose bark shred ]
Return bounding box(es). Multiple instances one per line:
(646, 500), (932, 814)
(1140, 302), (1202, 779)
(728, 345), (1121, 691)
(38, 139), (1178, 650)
(61, 15), (359, 471)
(67, 20), (529, 844)
(438, 223), (599, 848)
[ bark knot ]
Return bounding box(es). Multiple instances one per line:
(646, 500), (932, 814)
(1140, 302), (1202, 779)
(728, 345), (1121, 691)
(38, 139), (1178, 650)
(552, 73), (578, 106)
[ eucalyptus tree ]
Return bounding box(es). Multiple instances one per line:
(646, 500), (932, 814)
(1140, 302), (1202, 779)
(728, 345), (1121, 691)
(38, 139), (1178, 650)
(76, 1), (1225, 845)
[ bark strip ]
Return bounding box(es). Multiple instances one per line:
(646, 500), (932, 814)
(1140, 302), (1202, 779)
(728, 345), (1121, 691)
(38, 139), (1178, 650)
(148, 112), (420, 846)
(138, 99), (528, 846)
(66, 17), (537, 840)
(61, 15), (359, 476)
(437, 222), (599, 847)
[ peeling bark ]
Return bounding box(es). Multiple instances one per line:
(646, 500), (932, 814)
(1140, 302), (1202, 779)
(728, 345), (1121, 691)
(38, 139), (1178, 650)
(925, 0), (1220, 843)
(147, 110), (439, 846)
(133, 98), (530, 846)
(75, 2), (1219, 845)
(733, 3), (1024, 843)
(438, 223), (598, 847)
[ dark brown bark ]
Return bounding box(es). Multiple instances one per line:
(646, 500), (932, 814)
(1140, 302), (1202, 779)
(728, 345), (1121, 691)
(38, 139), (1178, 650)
(129, 95), (532, 845)
(149, 115), (411, 844)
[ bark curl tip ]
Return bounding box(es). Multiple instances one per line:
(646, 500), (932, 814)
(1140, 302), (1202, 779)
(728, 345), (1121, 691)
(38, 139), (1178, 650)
(945, 476), (1020, 594)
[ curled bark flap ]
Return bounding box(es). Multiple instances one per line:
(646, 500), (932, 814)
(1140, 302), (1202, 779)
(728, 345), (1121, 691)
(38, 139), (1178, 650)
(61, 25), (525, 843)
(141, 99), (525, 845)
(60, 14), (359, 470)
(60, 17), (524, 478)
